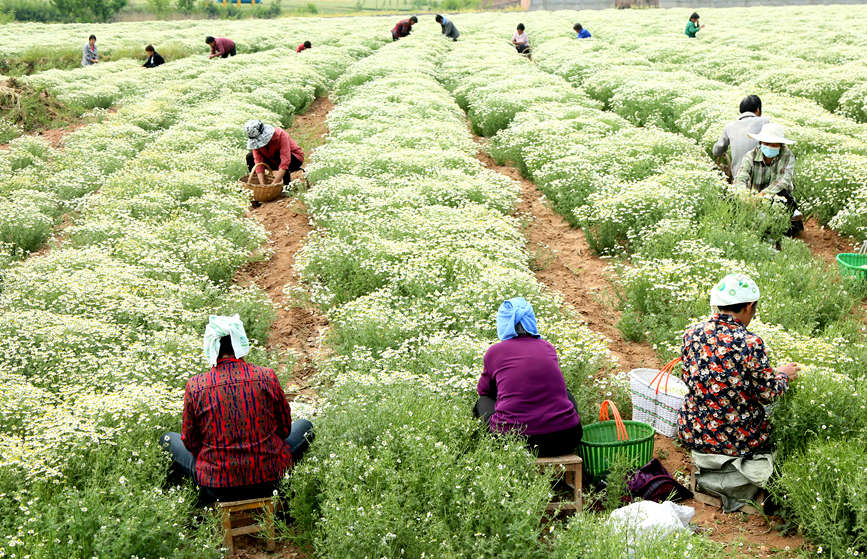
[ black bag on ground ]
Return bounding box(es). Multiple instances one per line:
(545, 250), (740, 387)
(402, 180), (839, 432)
(627, 458), (693, 502)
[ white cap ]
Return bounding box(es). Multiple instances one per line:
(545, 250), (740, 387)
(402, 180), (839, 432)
(709, 273), (760, 307)
(748, 122), (795, 145)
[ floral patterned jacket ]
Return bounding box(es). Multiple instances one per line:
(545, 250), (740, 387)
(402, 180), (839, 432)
(677, 313), (789, 457)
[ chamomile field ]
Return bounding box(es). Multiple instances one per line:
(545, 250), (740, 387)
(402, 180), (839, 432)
(1, 6), (866, 559)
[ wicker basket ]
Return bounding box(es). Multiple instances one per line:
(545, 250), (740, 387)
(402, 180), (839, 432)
(579, 400), (655, 481)
(837, 253), (867, 281)
(629, 358), (688, 438)
(240, 162), (283, 203)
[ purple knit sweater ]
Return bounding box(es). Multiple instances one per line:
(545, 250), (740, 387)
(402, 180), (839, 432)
(478, 337), (580, 436)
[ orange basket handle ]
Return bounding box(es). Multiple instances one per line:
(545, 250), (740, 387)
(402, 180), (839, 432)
(246, 161), (273, 186)
(599, 399), (629, 442)
(649, 357), (681, 395)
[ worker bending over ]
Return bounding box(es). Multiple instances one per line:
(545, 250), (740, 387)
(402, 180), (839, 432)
(297, 40), (312, 52)
(143, 45), (165, 68)
(435, 14), (460, 41)
(392, 16), (417, 41)
(734, 122), (803, 235)
(712, 95), (768, 178)
(474, 298), (582, 457)
(678, 274), (799, 512)
(206, 36), (236, 59)
(161, 315), (314, 503)
(573, 23), (591, 39)
(244, 119), (304, 186)
(512, 23), (530, 55)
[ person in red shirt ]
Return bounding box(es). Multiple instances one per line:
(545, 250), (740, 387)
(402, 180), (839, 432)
(206, 36), (236, 59)
(296, 40), (311, 52)
(392, 16), (417, 41)
(161, 315), (313, 502)
(244, 119), (304, 186)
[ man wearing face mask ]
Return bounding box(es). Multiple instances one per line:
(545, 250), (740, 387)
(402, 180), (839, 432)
(734, 122), (803, 235)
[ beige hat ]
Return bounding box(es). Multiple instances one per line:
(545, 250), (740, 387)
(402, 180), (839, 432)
(748, 122), (795, 145)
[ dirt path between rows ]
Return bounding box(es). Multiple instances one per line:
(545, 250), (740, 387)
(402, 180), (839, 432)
(800, 217), (860, 267)
(231, 97), (334, 559)
(235, 97), (332, 389)
(474, 141), (806, 558)
(474, 144), (660, 373)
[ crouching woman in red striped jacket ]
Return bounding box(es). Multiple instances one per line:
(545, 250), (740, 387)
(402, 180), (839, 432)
(161, 314), (313, 503)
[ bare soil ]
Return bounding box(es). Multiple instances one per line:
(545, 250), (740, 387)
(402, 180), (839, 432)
(0, 79), (90, 148)
(799, 217), (860, 267)
(474, 142), (808, 557)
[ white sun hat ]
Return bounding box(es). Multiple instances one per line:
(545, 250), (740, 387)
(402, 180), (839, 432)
(244, 119), (276, 150)
(709, 273), (761, 307)
(748, 122), (795, 145)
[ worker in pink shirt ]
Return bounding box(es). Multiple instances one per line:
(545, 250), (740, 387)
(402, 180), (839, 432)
(206, 36), (236, 59)
(244, 120), (304, 187)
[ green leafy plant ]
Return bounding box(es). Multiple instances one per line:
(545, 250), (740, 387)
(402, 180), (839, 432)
(49, 0), (128, 21)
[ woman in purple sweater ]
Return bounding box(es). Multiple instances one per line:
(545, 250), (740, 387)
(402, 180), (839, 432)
(473, 298), (582, 457)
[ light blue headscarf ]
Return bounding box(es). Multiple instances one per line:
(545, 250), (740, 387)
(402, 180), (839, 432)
(496, 297), (540, 341)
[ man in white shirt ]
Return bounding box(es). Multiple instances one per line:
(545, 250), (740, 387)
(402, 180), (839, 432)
(712, 95), (769, 178)
(512, 23), (530, 56)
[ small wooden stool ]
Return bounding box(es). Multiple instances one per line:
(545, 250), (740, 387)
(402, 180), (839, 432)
(687, 464), (764, 515)
(217, 497), (277, 554)
(537, 454), (583, 512)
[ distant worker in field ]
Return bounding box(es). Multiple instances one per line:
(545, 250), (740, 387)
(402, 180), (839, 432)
(160, 315), (314, 502)
(435, 14), (460, 41)
(685, 12), (705, 38)
(296, 40), (312, 52)
(206, 36), (236, 59)
(512, 23), (531, 55)
(712, 95), (769, 178)
(573, 22), (591, 39)
(678, 274), (799, 512)
(82, 34), (98, 67)
(734, 122), (803, 235)
(143, 45), (165, 68)
(244, 119), (304, 187)
(392, 16), (418, 41)
(473, 298), (582, 457)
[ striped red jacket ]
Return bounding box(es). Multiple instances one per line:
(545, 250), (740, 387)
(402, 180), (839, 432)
(182, 357), (294, 488)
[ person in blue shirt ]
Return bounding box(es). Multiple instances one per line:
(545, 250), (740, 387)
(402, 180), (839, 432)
(573, 23), (591, 39)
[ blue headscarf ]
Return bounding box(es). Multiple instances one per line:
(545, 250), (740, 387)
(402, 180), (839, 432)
(496, 297), (540, 341)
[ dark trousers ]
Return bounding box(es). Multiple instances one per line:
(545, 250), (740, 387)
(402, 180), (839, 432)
(220, 46), (237, 58)
(516, 44), (530, 54)
(246, 152), (302, 185)
(473, 392), (583, 457)
(160, 419), (314, 503)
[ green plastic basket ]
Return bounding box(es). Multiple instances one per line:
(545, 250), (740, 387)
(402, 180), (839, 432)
(837, 253), (867, 281)
(579, 401), (655, 481)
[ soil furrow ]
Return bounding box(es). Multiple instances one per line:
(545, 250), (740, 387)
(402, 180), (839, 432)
(235, 96), (333, 396)
(474, 144), (660, 373)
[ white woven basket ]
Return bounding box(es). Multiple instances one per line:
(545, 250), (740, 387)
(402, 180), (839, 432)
(629, 360), (688, 438)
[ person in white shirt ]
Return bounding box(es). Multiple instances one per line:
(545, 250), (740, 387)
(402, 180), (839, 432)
(512, 23), (530, 56)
